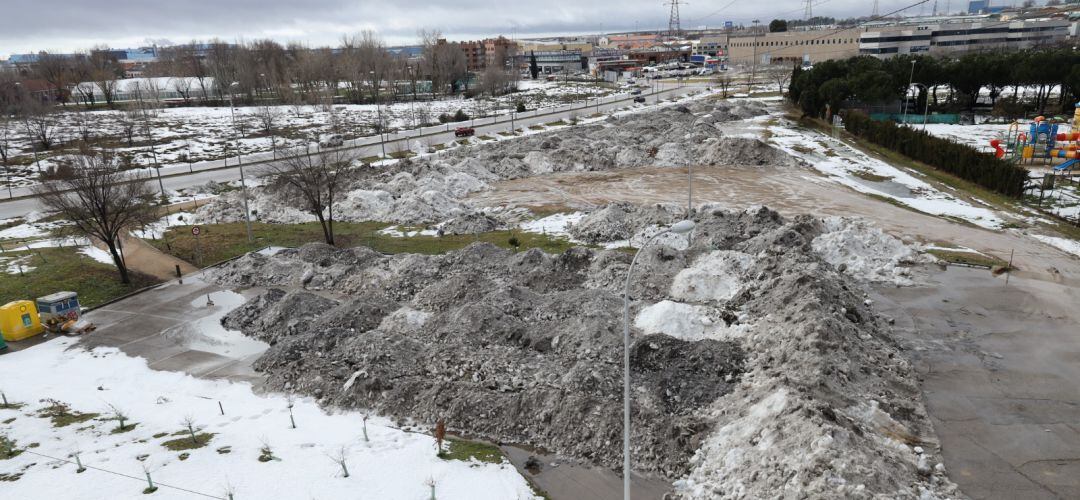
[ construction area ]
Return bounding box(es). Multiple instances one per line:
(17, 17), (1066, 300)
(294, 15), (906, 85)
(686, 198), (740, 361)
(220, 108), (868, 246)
(3, 90), (1079, 499)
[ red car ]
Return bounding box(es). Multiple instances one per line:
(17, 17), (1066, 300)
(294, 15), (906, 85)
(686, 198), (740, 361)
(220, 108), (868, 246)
(455, 127), (475, 137)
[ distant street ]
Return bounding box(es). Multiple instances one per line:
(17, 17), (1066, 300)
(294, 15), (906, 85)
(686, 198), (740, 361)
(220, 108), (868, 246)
(0, 83), (704, 220)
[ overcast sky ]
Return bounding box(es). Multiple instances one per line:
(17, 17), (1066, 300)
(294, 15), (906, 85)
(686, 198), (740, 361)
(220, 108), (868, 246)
(0, 0), (1035, 57)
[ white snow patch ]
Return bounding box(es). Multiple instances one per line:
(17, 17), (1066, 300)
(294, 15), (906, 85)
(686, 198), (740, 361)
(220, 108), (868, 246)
(671, 250), (755, 302)
(1032, 235), (1080, 258)
(519, 212), (585, 237)
(78, 246), (116, 266)
(812, 217), (918, 285)
(635, 300), (748, 341)
(160, 290), (268, 358)
(0, 338), (538, 500)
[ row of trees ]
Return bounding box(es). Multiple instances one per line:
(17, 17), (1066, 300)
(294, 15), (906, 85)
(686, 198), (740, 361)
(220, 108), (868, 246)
(789, 47), (1080, 119)
(842, 111), (1029, 198)
(1, 31), (520, 112)
(34, 142), (353, 284)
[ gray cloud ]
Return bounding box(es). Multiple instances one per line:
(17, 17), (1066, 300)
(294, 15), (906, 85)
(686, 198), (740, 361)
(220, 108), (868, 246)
(1, 1), (953, 55)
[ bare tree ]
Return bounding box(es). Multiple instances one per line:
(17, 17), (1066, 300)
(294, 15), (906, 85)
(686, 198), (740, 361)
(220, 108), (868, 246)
(256, 104), (281, 153)
(34, 51), (78, 104)
(20, 96), (58, 150)
(118, 109), (140, 147)
(105, 402), (130, 432)
(714, 73), (735, 98)
(268, 146), (355, 245)
(327, 444), (351, 478)
(89, 47), (122, 108)
(768, 65), (792, 95)
(31, 151), (156, 284)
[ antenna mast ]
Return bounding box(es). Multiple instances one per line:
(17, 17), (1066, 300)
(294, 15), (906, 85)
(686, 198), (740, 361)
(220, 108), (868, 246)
(804, 0), (813, 20)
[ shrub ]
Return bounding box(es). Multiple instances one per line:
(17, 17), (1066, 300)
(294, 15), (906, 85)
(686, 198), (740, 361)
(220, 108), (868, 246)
(842, 111), (1028, 198)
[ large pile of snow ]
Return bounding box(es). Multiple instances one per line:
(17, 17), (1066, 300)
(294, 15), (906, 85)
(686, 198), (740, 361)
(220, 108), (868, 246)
(670, 250), (755, 302)
(0, 338), (538, 500)
(811, 216), (919, 285)
(635, 300), (748, 341)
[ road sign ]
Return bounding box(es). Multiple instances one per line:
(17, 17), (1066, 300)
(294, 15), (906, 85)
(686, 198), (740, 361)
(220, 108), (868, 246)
(191, 226), (201, 236)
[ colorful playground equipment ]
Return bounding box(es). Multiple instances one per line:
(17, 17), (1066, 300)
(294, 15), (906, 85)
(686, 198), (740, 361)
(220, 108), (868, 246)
(992, 102), (1080, 173)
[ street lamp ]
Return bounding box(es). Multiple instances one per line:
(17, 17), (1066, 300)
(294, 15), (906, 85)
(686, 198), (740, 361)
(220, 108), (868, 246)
(912, 83), (931, 130)
(371, 71), (387, 159)
(620, 219), (696, 500)
(227, 81), (254, 243)
(902, 60), (916, 125)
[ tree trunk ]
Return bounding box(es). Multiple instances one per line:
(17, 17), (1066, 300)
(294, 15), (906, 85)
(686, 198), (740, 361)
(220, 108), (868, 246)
(106, 240), (131, 284)
(316, 212), (333, 245)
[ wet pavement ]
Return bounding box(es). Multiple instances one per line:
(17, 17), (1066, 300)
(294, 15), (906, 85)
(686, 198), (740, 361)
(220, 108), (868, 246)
(875, 265), (1080, 499)
(76, 275), (266, 386)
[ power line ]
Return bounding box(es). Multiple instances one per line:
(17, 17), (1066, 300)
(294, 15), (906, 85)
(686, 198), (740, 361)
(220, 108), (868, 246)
(18, 449), (227, 500)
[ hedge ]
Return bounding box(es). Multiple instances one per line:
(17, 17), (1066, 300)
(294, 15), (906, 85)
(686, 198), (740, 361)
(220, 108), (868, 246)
(842, 111), (1029, 198)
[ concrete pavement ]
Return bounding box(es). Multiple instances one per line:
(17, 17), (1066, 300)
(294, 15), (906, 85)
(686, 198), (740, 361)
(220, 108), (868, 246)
(874, 265), (1080, 499)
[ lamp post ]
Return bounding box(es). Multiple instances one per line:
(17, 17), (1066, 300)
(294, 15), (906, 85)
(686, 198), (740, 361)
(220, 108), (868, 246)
(912, 83), (930, 130)
(902, 60), (916, 125)
(371, 71), (387, 159)
(621, 219), (696, 500)
(227, 82), (254, 243)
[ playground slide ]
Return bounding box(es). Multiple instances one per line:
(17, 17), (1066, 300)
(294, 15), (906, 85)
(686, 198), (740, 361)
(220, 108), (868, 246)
(991, 139), (1005, 159)
(1054, 158), (1078, 172)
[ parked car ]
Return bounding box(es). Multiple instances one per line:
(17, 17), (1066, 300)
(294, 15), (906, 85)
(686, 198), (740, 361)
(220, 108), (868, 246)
(319, 134), (344, 148)
(634, 96), (646, 103)
(454, 127), (475, 137)
(630, 89), (642, 95)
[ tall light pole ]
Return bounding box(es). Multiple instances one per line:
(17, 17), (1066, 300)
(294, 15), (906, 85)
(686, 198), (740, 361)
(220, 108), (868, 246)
(227, 82), (254, 243)
(912, 83), (930, 130)
(902, 60), (916, 125)
(371, 71), (387, 159)
(621, 219), (696, 500)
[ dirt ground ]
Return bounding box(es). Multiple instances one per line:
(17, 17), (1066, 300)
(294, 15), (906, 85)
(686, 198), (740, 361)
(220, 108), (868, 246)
(467, 164), (1080, 284)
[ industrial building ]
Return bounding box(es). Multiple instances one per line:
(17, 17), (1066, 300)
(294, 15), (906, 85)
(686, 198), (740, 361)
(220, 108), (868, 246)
(722, 16), (1071, 65)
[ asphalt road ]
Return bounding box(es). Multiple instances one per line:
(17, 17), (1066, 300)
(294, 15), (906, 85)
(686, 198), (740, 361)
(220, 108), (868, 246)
(0, 83), (703, 220)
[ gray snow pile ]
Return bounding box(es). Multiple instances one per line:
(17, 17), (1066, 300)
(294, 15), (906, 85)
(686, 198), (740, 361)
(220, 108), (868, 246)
(209, 206), (958, 498)
(196, 98), (792, 228)
(811, 216), (924, 285)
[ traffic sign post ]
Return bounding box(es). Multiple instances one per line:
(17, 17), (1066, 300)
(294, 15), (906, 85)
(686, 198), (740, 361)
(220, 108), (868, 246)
(192, 226), (203, 267)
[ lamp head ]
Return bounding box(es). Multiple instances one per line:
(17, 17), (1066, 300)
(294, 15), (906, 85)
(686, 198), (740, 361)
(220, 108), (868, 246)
(670, 220), (695, 234)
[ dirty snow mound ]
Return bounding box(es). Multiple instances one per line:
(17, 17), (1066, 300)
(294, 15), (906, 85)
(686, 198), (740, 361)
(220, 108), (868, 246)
(671, 250), (754, 302)
(811, 216), (920, 285)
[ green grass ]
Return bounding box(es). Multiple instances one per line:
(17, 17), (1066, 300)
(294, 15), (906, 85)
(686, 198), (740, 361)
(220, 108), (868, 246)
(37, 402), (99, 428)
(388, 151), (415, 159)
(477, 135), (496, 141)
(360, 155), (381, 164)
(0, 246), (159, 309)
(148, 221), (581, 266)
(111, 423), (139, 434)
(438, 437), (505, 464)
(0, 435), (22, 460)
(544, 120), (567, 127)
(926, 248), (1008, 269)
(852, 170), (893, 182)
(161, 432), (214, 451)
(528, 125), (545, 131)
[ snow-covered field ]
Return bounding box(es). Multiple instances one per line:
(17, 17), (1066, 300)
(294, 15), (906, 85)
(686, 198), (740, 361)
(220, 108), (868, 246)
(1, 80), (623, 187)
(763, 114), (1007, 229)
(0, 338), (538, 499)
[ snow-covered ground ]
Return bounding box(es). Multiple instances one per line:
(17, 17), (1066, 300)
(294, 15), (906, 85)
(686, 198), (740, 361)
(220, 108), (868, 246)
(0, 338), (538, 499)
(763, 114), (1007, 229)
(1032, 234), (1080, 258)
(1, 80), (622, 187)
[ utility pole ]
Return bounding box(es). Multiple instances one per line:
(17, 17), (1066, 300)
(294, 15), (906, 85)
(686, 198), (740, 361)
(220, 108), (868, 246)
(227, 82), (254, 244)
(804, 0), (813, 20)
(872, 0), (881, 17)
(666, 0), (683, 37)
